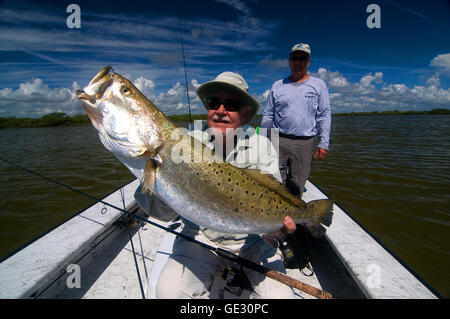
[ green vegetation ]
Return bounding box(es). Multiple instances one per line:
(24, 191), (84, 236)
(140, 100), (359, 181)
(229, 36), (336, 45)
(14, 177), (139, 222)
(332, 108), (450, 116)
(0, 112), (208, 128)
(1, 109), (448, 128)
(0, 112), (91, 128)
(168, 113), (207, 122)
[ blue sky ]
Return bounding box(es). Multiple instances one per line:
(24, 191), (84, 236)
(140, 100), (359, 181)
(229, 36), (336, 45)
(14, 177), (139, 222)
(0, 0), (449, 117)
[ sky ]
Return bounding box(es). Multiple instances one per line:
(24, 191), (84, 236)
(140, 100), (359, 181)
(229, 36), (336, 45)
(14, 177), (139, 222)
(0, 0), (449, 117)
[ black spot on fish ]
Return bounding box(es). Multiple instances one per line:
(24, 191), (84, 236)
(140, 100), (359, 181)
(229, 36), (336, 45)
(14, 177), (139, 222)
(235, 208), (238, 212)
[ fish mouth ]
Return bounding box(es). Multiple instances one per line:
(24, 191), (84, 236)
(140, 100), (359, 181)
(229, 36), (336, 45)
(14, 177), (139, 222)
(76, 65), (116, 128)
(76, 65), (116, 104)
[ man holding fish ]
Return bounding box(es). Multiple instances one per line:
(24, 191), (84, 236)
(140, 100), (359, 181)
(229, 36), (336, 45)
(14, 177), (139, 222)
(77, 65), (333, 299)
(137, 71), (297, 298)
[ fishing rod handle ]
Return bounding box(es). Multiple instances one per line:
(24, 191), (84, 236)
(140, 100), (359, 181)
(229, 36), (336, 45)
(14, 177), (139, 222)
(265, 270), (333, 299)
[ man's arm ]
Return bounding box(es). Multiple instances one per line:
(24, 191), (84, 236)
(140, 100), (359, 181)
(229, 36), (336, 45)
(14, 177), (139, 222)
(261, 87), (276, 131)
(315, 81), (331, 159)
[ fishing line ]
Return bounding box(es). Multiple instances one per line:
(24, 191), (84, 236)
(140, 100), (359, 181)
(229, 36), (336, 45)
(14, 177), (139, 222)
(0, 157), (332, 299)
(178, 0), (192, 124)
(116, 167), (146, 299)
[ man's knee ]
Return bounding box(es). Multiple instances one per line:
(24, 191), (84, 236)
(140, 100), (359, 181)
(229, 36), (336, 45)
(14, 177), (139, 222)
(155, 263), (183, 298)
(155, 258), (212, 299)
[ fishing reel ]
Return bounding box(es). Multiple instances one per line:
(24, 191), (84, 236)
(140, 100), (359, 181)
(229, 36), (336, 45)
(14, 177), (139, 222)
(219, 267), (253, 297)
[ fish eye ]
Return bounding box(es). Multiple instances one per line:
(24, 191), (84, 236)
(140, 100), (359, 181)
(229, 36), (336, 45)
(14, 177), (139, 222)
(121, 86), (131, 95)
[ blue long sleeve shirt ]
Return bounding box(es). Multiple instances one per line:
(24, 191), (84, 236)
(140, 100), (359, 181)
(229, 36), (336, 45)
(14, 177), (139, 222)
(261, 76), (331, 150)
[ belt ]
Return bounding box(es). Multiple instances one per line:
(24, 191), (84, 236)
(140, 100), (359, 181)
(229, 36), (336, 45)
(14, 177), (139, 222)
(279, 132), (315, 140)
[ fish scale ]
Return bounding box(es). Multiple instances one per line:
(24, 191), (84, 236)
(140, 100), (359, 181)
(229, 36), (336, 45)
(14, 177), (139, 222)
(77, 66), (334, 236)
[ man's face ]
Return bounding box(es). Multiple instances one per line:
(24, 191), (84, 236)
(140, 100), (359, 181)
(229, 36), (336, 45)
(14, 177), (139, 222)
(206, 91), (249, 135)
(289, 52), (310, 76)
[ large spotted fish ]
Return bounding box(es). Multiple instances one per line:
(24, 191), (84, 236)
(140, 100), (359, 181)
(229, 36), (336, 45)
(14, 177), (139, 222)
(77, 66), (333, 236)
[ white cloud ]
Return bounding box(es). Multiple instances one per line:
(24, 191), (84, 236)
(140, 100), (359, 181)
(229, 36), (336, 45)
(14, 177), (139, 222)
(359, 72), (383, 88)
(0, 76), (205, 118)
(2, 69), (449, 118)
(309, 68), (450, 112)
(0, 78), (80, 117)
(259, 56), (288, 69)
(316, 68), (351, 88)
(426, 73), (441, 87)
(430, 53), (450, 75)
(216, 0), (252, 15)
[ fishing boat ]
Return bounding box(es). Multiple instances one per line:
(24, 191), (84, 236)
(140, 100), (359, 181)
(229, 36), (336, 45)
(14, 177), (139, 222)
(0, 177), (439, 299)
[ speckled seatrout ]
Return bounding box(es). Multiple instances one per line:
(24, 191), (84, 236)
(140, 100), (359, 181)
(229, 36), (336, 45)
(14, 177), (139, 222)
(77, 66), (333, 235)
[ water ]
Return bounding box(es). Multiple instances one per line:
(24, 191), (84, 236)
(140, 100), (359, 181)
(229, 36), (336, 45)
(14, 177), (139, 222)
(1, 115), (449, 297)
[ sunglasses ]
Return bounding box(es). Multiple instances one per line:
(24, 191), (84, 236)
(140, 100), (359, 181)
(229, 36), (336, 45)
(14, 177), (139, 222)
(290, 56), (309, 62)
(206, 97), (243, 111)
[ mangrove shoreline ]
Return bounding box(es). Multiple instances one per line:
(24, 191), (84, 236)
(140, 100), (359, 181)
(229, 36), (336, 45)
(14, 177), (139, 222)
(1, 109), (449, 128)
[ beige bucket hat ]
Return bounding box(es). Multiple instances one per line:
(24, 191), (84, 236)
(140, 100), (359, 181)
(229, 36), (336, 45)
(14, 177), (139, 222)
(196, 71), (260, 124)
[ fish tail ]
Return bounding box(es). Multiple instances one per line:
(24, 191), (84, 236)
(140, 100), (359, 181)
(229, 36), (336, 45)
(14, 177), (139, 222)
(303, 199), (334, 238)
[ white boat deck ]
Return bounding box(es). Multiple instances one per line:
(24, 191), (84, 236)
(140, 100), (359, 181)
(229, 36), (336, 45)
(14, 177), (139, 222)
(0, 179), (438, 299)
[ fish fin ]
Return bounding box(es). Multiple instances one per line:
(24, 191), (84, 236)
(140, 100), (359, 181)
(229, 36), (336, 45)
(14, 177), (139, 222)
(141, 155), (163, 195)
(303, 199), (334, 238)
(242, 168), (306, 207)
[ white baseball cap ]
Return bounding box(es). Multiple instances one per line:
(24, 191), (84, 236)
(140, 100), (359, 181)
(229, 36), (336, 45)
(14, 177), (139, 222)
(290, 43), (311, 56)
(196, 72), (259, 124)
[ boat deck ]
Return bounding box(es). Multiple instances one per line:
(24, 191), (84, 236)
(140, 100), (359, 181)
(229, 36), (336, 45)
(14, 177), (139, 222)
(38, 212), (364, 299)
(0, 179), (437, 299)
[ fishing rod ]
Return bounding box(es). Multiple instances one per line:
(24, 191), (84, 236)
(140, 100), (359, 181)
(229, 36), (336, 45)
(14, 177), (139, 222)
(1, 157), (332, 299)
(178, 0), (192, 124)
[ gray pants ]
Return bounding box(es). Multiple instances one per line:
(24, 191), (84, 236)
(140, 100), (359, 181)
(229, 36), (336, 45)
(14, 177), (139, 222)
(278, 136), (315, 198)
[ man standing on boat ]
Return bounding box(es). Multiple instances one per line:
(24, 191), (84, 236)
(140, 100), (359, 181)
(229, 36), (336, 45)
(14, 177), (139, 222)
(261, 43), (331, 198)
(135, 71), (296, 299)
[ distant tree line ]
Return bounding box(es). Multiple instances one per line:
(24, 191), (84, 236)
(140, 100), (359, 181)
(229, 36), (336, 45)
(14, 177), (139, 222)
(0, 113), (91, 128)
(332, 108), (450, 116)
(1, 109), (448, 128)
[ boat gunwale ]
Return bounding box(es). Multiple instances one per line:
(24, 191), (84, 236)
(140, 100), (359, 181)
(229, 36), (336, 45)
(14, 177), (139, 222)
(310, 179), (442, 299)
